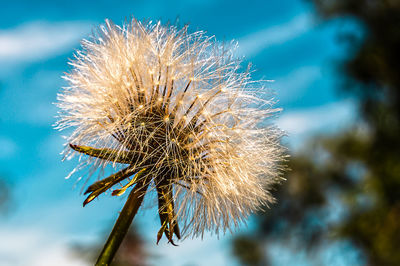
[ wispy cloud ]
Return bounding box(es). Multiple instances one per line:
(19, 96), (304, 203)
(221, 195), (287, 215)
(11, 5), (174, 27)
(0, 21), (91, 63)
(237, 13), (313, 57)
(0, 227), (88, 266)
(277, 100), (357, 149)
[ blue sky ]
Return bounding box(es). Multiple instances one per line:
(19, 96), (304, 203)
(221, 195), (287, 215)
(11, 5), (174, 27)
(0, 1), (361, 265)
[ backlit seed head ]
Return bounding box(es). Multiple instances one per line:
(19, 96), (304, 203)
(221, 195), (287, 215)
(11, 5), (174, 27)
(56, 18), (285, 241)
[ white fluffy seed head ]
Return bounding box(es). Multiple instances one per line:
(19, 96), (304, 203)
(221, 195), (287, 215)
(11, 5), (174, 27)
(56, 18), (285, 238)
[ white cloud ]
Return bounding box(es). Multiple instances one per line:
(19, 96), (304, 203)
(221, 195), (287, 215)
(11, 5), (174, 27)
(0, 21), (91, 63)
(237, 13), (313, 57)
(277, 100), (357, 148)
(0, 227), (89, 266)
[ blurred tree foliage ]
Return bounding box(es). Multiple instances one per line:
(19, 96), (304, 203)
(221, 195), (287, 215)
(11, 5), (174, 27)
(233, 1), (400, 265)
(0, 178), (11, 215)
(72, 226), (147, 266)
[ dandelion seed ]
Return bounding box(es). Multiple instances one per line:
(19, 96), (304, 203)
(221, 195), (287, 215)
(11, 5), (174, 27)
(55, 18), (285, 260)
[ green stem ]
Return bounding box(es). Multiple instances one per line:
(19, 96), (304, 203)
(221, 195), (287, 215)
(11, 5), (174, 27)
(95, 176), (149, 266)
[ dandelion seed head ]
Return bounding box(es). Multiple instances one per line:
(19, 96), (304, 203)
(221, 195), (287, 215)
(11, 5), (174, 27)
(56, 18), (285, 239)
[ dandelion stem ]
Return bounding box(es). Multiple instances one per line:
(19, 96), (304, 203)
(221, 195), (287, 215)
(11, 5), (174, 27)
(95, 172), (149, 266)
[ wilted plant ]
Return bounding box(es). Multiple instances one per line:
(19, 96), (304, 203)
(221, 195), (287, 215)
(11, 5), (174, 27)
(56, 18), (284, 265)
